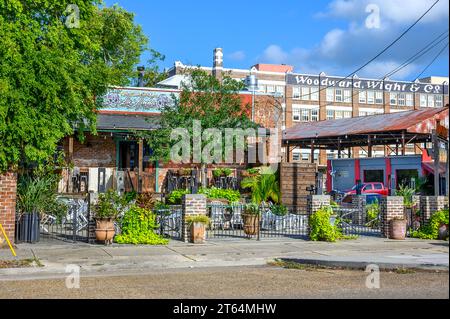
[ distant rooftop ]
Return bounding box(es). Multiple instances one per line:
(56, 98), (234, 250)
(251, 64), (293, 73)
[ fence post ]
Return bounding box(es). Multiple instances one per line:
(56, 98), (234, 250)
(306, 195), (331, 238)
(181, 194), (207, 243)
(419, 196), (449, 226)
(87, 191), (98, 244)
(351, 195), (367, 225)
(380, 196), (404, 238)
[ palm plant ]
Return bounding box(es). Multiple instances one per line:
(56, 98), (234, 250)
(17, 174), (60, 216)
(395, 184), (416, 208)
(241, 171), (280, 205)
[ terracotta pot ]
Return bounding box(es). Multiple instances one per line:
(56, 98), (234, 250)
(389, 219), (406, 240)
(95, 218), (115, 244)
(242, 214), (260, 236)
(190, 222), (206, 244)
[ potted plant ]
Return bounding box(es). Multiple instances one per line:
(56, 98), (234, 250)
(241, 168), (259, 178)
(186, 215), (210, 244)
(221, 168), (232, 177)
(92, 189), (122, 244)
(178, 168), (192, 176)
(212, 168), (222, 178)
(389, 216), (407, 240)
(242, 202), (260, 236)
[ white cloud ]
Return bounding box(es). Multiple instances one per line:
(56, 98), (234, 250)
(257, 0), (449, 80)
(227, 50), (246, 61)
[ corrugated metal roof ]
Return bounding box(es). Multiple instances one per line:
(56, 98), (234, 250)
(97, 114), (160, 131)
(283, 107), (448, 141)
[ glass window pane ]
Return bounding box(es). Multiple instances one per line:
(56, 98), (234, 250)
(326, 88), (334, 102)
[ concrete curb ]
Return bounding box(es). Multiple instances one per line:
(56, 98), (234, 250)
(277, 258), (449, 271)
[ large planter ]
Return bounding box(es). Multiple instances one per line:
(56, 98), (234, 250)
(242, 214), (260, 236)
(389, 219), (407, 240)
(95, 218), (115, 244)
(16, 212), (40, 243)
(438, 224), (449, 240)
(190, 222), (206, 244)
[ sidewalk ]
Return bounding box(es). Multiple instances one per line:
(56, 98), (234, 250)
(0, 237), (448, 280)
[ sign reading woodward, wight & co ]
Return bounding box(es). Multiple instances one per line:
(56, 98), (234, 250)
(286, 74), (449, 94)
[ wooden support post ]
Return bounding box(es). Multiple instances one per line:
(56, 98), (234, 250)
(68, 136), (74, 163)
(348, 147), (351, 158)
(401, 131), (406, 156)
(337, 140), (341, 159)
(367, 135), (372, 158)
(432, 130), (440, 196)
(138, 139), (143, 193)
(396, 143), (399, 155)
(311, 141), (315, 164)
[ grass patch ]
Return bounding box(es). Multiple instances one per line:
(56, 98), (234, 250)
(0, 257), (42, 269)
(268, 259), (328, 271)
(394, 268), (416, 274)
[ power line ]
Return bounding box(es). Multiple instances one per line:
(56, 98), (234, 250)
(293, 0), (441, 100)
(413, 41), (449, 81)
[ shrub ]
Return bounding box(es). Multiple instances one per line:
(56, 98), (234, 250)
(186, 215), (210, 225)
(199, 187), (240, 202)
(309, 206), (344, 242)
(241, 170), (279, 204)
(136, 192), (155, 211)
(115, 206), (168, 245)
(271, 204), (288, 216)
(395, 184), (416, 208)
(167, 189), (189, 204)
(411, 208), (449, 240)
(365, 202), (380, 228)
(93, 189), (124, 219)
(244, 202), (260, 215)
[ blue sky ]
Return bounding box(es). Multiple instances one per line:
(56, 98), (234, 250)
(104, 0), (449, 81)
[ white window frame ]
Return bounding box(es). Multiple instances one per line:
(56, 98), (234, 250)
(311, 109), (319, 121)
(398, 93), (406, 106)
(343, 89), (351, 103)
(292, 107), (301, 121)
(301, 87), (310, 101)
(310, 87), (319, 101)
(375, 91), (383, 104)
(266, 85), (275, 94)
(390, 92), (397, 105)
(359, 91), (366, 103)
(276, 86), (284, 95)
(301, 108), (310, 122)
(435, 95), (443, 107)
(335, 110), (343, 119)
(427, 94), (434, 107)
(343, 111), (352, 118)
(367, 91), (375, 104)
(326, 109), (334, 120)
(292, 87), (300, 99)
(420, 94), (427, 107)
(406, 93), (413, 107)
(335, 89), (343, 102)
(326, 88), (334, 102)
(292, 150), (301, 161)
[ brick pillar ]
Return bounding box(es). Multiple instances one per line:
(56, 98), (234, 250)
(380, 196), (404, 238)
(181, 194), (207, 243)
(0, 171), (17, 245)
(307, 195), (330, 237)
(420, 196), (449, 225)
(351, 195), (366, 225)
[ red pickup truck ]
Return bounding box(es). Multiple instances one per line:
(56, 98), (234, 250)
(345, 182), (389, 196)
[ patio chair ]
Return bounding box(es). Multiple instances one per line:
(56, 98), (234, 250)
(230, 203), (243, 229)
(209, 202), (225, 230)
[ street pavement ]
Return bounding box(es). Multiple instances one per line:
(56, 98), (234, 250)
(0, 237), (448, 280)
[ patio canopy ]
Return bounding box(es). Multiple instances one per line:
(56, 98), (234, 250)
(282, 107), (449, 150)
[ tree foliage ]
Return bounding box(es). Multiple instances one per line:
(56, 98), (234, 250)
(0, 1), (148, 172)
(141, 69), (257, 162)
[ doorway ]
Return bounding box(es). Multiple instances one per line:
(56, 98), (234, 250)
(119, 141), (138, 170)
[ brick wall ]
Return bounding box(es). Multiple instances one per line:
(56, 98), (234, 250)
(63, 133), (116, 168)
(181, 194), (207, 243)
(420, 196), (449, 225)
(0, 172), (17, 244)
(281, 163), (318, 213)
(380, 196), (404, 238)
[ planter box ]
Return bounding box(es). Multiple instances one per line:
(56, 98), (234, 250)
(389, 219), (406, 240)
(190, 222), (206, 244)
(16, 212), (40, 243)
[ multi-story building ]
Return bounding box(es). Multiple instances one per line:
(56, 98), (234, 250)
(160, 48), (449, 166)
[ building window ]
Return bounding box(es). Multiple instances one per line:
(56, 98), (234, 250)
(359, 91), (366, 103)
(364, 170), (384, 183)
(310, 87), (319, 101)
(335, 110), (343, 119)
(427, 94), (434, 107)
(258, 84), (266, 93)
(267, 85), (275, 94)
(343, 111), (352, 118)
(335, 89), (343, 102)
(311, 109), (319, 121)
(390, 92), (397, 105)
(367, 91), (375, 104)
(292, 87), (300, 99)
(276, 86), (284, 95)
(292, 151), (300, 161)
(301, 109), (310, 122)
(420, 94), (427, 107)
(301, 153), (309, 161)
(375, 91), (383, 104)
(398, 93), (406, 106)
(292, 107), (301, 121)
(326, 109), (334, 120)
(359, 111), (367, 117)
(326, 88), (334, 102)
(406, 93), (413, 107)
(435, 95), (443, 107)
(301, 87), (310, 100)
(343, 89), (351, 103)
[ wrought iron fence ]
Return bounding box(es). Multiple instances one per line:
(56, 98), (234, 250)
(154, 205), (182, 240)
(332, 206), (381, 237)
(207, 202), (308, 240)
(39, 195), (90, 242)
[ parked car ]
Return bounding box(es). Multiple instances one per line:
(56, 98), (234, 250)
(342, 193), (382, 206)
(345, 182), (389, 196)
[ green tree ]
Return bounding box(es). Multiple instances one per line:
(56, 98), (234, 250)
(0, 1), (148, 172)
(141, 69), (257, 185)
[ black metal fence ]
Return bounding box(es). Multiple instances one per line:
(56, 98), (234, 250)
(207, 202), (308, 240)
(154, 205), (182, 240)
(332, 206), (381, 237)
(38, 195), (90, 243)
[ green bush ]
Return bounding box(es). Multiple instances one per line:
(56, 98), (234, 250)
(411, 208), (449, 240)
(186, 215), (210, 225)
(395, 184), (416, 208)
(271, 204), (288, 216)
(115, 206), (168, 245)
(309, 206), (344, 242)
(199, 187), (240, 202)
(167, 189), (189, 204)
(93, 189), (124, 219)
(365, 202), (380, 228)
(244, 202), (260, 215)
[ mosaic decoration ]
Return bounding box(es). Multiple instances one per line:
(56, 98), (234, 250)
(100, 88), (178, 113)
